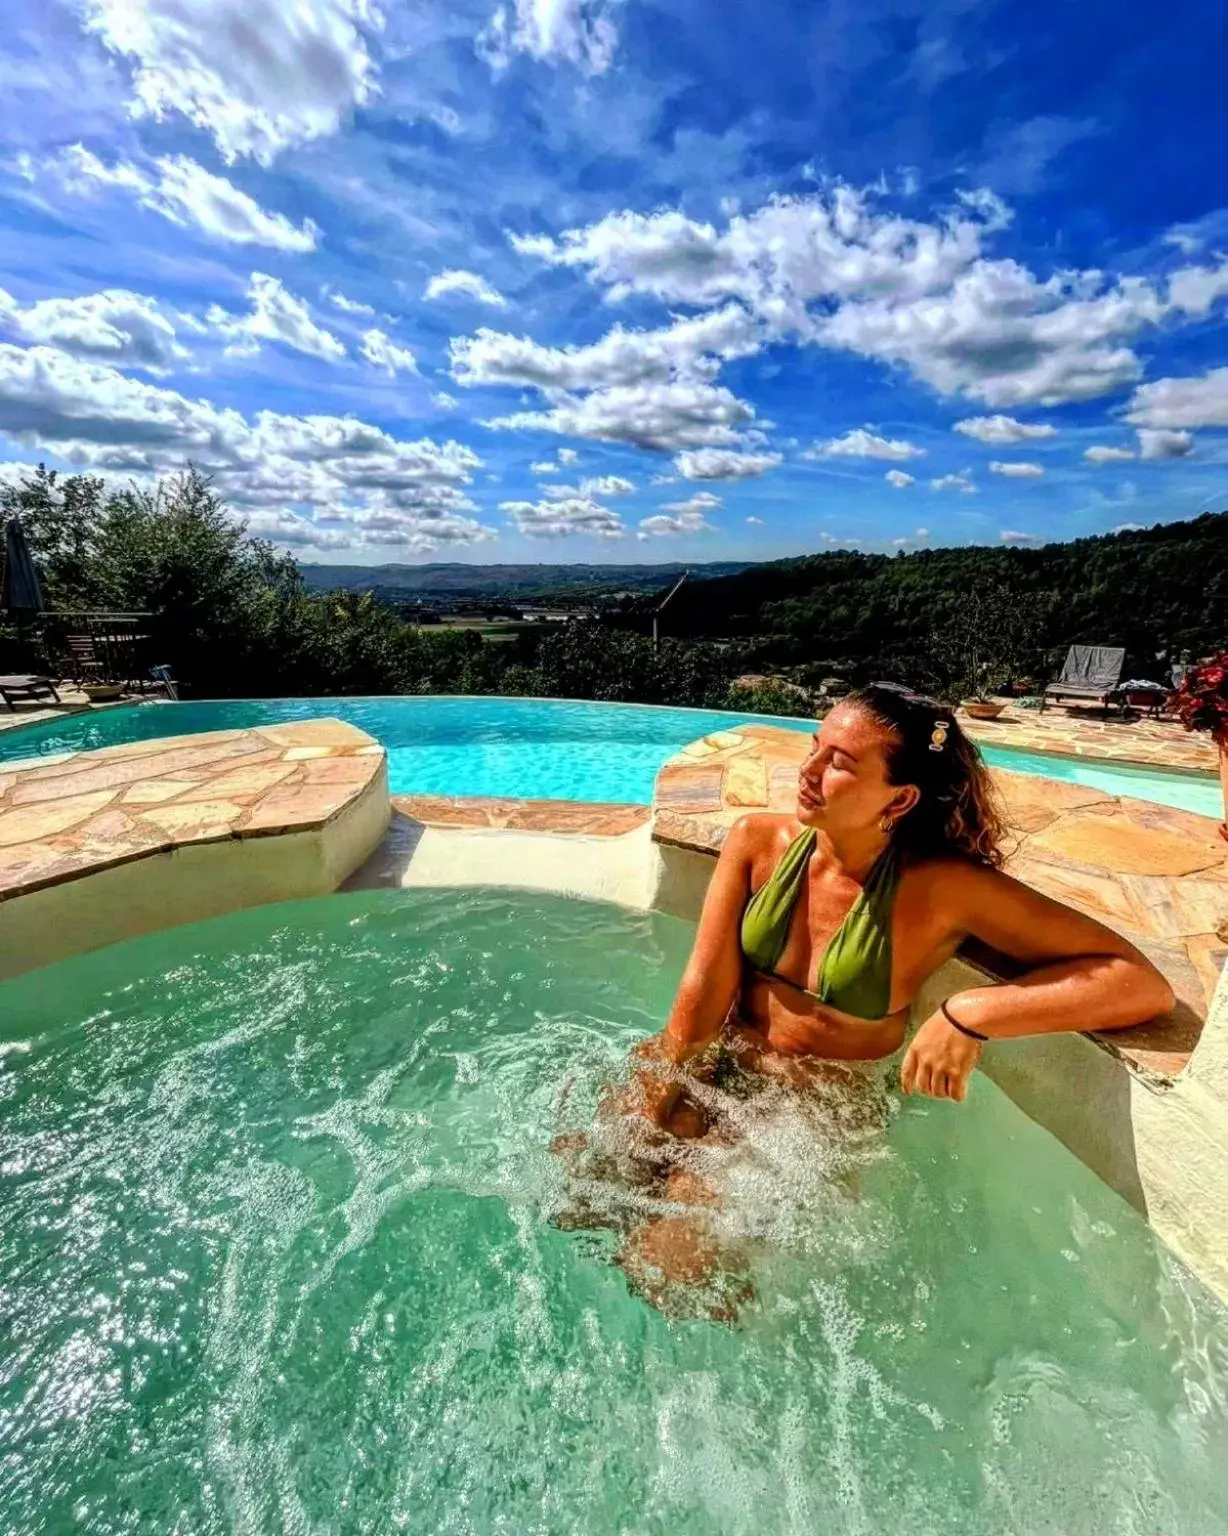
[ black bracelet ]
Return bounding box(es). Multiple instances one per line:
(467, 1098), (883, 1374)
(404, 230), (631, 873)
(941, 999), (988, 1042)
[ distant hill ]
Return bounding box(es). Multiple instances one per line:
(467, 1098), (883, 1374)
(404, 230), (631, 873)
(299, 559), (755, 601)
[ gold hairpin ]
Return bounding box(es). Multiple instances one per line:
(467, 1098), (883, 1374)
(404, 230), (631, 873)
(929, 720), (950, 752)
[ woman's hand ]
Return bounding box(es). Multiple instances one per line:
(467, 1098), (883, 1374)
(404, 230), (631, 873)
(900, 1011), (982, 1101)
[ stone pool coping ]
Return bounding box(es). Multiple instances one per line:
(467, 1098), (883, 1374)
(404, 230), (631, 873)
(653, 724), (1228, 1084)
(0, 721), (391, 976)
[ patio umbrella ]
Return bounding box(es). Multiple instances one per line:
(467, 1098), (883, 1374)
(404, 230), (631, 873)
(1, 517), (45, 615)
(2, 517), (47, 671)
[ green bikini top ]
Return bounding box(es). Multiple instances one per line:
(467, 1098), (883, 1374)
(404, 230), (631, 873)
(740, 828), (900, 1020)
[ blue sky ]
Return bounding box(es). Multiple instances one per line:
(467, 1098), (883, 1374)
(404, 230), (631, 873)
(1, 0), (1226, 565)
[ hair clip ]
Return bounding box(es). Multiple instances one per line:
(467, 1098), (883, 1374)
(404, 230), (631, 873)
(929, 720), (950, 752)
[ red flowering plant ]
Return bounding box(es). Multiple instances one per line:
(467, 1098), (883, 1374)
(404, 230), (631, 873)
(1169, 652), (1228, 741)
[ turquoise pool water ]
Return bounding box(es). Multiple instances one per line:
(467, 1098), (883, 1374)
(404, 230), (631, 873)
(0, 695), (1218, 815)
(1, 888), (1225, 1534)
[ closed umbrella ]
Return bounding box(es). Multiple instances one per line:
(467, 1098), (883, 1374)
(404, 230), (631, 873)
(2, 517), (45, 614)
(2, 517), (47, 672)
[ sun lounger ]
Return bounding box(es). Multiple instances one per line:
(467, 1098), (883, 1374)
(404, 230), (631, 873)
(1041, 645), (1126, 715)
(0, 675), (61, 710)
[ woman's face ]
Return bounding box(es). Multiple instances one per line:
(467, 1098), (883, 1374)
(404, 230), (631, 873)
(796, 704), (918, 834)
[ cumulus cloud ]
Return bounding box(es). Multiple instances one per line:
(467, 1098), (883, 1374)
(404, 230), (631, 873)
(885, 469), (915, 488)
(500, 494), (623, 539)
(82, 0), (381, 164)
(804, 428), (925, 461)
(48, 146), (318, 251)
(1083, 444), (1136, 464)
(988, 460), (1044, 477)
(432, 391), (459, 410)
(999, 529), (1039, 544)
(209, 274), (346, 362)
(360, 328), (418, 375)
(1136, 428), (1194, 460)
(674, 447), (782, 480)
(953, 414), (1057, 444)
(638, 506), (716, 537)
(915, 527), (930, 537)
(1127, 368), (1228, 430)
(323, 287), (375, 316)
(557, 447), (579, 465)
(478, 0), (618, 75)
(486, 382), (759, 453)
(0, 287), (186, 372)
(578, 474), (634, 497)
(514, 184), (1228, 410)
(662, 491), (721, 513)
(451, 304), (759, 392)
(746, 515), (764, 524)
(931, 472), (977, 493)
(424, 270), (508, 307)
(0, 340), (490, 551)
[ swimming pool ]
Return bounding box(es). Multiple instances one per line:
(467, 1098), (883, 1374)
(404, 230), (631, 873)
(2, 887), (1225, 1534)
(0, 695), (1219, 815)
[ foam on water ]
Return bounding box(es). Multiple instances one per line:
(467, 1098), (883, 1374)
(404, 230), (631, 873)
(1, 888), (1226, 1535)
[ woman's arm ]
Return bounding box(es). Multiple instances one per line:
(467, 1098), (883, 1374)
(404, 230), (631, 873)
(901, 862), (1175, 1101)
(626, 815), (761, 1125)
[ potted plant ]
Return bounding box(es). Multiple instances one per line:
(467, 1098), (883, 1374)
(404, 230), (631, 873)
(1169, 652), (1228, 839)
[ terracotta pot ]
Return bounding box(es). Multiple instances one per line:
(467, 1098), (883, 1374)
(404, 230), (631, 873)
(962, 699), (1006, 720)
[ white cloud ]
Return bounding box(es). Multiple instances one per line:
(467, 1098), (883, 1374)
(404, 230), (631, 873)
(952, 414), (1057, 444)
(915, 527), (930, 537)
(557, 447), (579, 465)
(885, 469), (915, 488)
(432, 391), (459, 411)
(1127, 368), (1228, 430)
(323, 286), (375, 316)
(1136, 428), (1194, 460)
(360, 328), (418, 376)
(451, 304), (759, 392)
(514, 186), (1003, 320)
(746, 515), (764, 524)
(0, 287), (186, 372)
(999, 529), (1039, 544)
(500, 494), (623, 539)
(1111, 521), (1145, 533)
(931, 472), (977, 493)
(804, 427), (925, 461)
(487, 382), (759, 452)
(209, 274), (346, 362)
(1083, 444), (1136, 464)
(515, 185), (1228, 410)
(1167, 260), (1228, 318)
(661, 492), (721, 515)
(674, 446), (782, 480)
(424, 270), (508, 307)
(638, 507), (716, 537)
(49, 146), (318, 251)
(988, 460), (1044, 477)
(530, 459), (558, 474)
(892, 537), (908, 548)
(81, 0), (381, 165)
(579, 474), (634, 497)
(478, 0), (618, 75)
(0, 340), (490, 551)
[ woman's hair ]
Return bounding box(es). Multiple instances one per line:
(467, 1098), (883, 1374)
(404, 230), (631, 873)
(846, 682), (1007, 866)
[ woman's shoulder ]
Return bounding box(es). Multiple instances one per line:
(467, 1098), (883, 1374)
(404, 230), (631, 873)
(899, 850), (1008, 909)
(723, 811), (799, 859)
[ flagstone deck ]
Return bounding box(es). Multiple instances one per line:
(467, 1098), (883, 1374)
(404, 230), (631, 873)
(653, 724), (1228, 1083)
(393, 793), (650, 836)
(958, 701), (1217, 773)
(0, 720), (390, 976)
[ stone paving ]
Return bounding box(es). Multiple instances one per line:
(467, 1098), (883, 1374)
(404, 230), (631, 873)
(393, 793), (649, 836)
(653, 724), (1228, 1082)
(958, 701), (1217, 773)
(0, 719), (385, 899)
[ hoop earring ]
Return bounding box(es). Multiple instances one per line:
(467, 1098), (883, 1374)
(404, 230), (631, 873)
(879, 815), (894, 835)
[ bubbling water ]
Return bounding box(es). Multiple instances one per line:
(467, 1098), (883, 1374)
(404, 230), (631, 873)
(1, 887), (1226, 1535)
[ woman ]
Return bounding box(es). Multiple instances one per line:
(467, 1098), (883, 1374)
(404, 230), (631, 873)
(589, 683), (1174, 1310)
